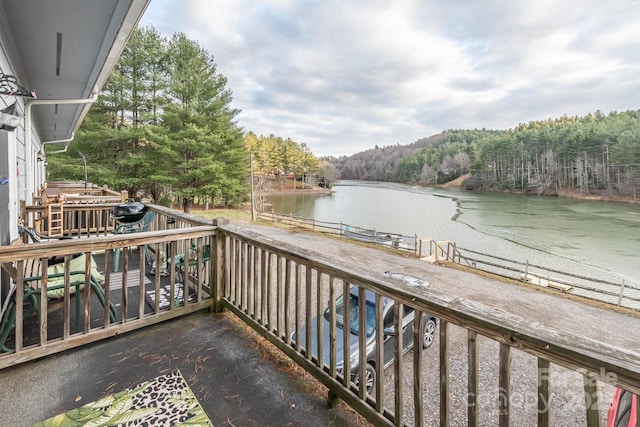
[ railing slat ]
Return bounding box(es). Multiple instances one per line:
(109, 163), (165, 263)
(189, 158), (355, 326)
(440, 320), (449, 427)
(152, 246), (161, 314)
(62, 256), (71, 337)
(583, 374), (601, 427)
(231, 238), (238, 305)
(15, 261), (25, 352)
(243, 242), (249, 313)
(499, 342), (511, 427)
(468, 330), (478, 427)
(394, 301), (404, 426)
(121, 248), (129, 322)
(276, 253), (283, 338)
(294, 262), (301, 352)
(284, 259), (292, 344)
(328, 277), (337, 379)
(414, 311), (424, 427)
(537, 358), (550, 427)
(213, 232), (224, 313)
(261, 249), (268, 326)
(305, 265), (312, 362)
(169, 240), (177, 309)
(358, 287), (367, 401)
(316, 270), (324, 368)
(375, 293), (384, 413)
(83, 253), (91, 331)
(137, 250), (146, 318)
(103, 251), (112, 323)
(342, 280), (350, 389)
(40, 258), (49, 344)
(251, 246), (257, 319)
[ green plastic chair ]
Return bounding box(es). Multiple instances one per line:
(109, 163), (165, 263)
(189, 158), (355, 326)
(112, 211), (156, 272)
(0, 255), (117, 353)
(174, 243), (211, 284)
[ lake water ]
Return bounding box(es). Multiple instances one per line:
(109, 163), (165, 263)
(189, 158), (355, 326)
(267, 180), (640, 287)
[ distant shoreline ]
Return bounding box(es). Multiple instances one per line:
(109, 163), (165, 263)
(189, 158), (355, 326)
(264, 176), (638, 204)
(435, 174), (639, 205)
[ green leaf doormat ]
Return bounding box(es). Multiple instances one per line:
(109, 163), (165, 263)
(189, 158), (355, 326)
(33, 370), (212, 426)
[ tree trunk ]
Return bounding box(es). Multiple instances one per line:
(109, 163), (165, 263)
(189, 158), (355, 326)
(183, 198), (192, 213)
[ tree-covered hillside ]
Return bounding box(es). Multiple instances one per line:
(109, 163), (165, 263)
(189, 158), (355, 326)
(332, 110), (640, 198)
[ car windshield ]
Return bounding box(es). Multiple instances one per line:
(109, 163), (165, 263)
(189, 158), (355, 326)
(325, 292), (376, 338)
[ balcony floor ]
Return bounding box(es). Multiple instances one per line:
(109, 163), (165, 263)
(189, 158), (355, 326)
(0, 310), (365, 426)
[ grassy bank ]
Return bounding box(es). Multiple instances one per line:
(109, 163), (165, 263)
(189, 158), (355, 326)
(191, 206), (252, 222)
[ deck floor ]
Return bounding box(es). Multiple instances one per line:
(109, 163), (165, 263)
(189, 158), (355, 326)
(0, 310), (363, 426)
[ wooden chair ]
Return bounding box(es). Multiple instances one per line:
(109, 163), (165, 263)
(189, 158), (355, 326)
(0, 254), (117, 353)
(112, 211), (156, 272)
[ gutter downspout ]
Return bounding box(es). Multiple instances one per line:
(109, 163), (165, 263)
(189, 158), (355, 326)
(42, 133), (76, 154)
(24, 92), (98, 201)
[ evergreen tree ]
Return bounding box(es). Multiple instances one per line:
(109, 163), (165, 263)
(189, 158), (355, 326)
(49, 27), (249, 211)
(161, 33), (247, 212)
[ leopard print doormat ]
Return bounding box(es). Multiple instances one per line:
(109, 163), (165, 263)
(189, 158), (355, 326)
(33, 371), (212, 426)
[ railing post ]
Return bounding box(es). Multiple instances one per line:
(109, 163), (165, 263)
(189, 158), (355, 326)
(212, 218), (229, 313)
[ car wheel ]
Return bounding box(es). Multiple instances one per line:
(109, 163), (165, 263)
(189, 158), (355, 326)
(355, 363), (376, 396)
(422, 318), (437, 349)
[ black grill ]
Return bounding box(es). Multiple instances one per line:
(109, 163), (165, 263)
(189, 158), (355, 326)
(111, 202), (148, 223)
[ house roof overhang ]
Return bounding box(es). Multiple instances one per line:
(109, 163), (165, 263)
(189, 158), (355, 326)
(0, 0), (150, 142)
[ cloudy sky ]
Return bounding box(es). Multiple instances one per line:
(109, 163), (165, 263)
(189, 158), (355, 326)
(140, 1), (640, 157)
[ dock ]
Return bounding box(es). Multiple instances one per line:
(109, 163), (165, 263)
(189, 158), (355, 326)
(521, 272), (575, 293)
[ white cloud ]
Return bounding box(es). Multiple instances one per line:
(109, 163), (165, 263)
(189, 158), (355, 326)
(140, 0), (640, 156)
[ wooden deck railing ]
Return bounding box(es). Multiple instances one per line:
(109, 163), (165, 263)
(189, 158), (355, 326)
(216, 224), (640, 426)
(0, 204), (218, 369)
(36, 181), (125, 204)
(22, 203), (119, 237)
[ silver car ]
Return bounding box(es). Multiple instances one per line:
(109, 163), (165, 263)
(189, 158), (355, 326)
(294, 271), (438, 395)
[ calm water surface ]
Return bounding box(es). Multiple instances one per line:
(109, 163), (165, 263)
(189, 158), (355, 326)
(267, 181), (640, 285)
